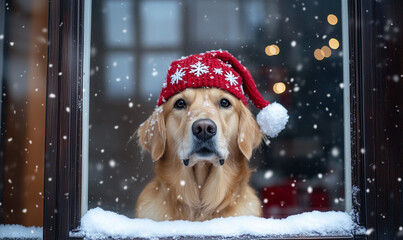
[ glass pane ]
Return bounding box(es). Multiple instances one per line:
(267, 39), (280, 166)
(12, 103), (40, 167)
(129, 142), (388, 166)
(103, 0), (135, 47)
(188, 0), (243, 47)
(0, 0), (47, 237)
(140, 52), (180, 98)
(104, 52), (135, 100)
(140, 0), (181, 47)
(86, 0), (349, 221)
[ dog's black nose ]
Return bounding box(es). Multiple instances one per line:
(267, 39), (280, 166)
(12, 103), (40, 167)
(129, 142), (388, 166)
(192, 119), (217, 141)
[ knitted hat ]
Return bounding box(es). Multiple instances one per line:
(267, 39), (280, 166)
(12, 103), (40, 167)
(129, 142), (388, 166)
(157, 50), (288, 138)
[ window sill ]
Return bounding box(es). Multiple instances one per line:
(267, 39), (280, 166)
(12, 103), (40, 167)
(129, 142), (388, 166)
(70, 233), (358, 240)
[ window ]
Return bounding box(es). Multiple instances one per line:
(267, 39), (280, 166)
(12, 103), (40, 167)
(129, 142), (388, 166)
(0, 0), (48, 235)
(1, 0), (402, 239)
(87, 0), (349, 221)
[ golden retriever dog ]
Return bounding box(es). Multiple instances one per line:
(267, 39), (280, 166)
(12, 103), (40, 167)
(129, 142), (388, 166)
(136, 87), (263, 221)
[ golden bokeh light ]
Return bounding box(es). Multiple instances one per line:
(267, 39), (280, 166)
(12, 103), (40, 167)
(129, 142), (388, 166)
(327, 14), (338, 25)
(329, 38), (340, 49)
(321, 46), (332, 58)
(272, 45), (280, 55)
(265, 44), (280, 56)
(265, 46), (272, 56)
(273, 82), (286, 94)
(314, 49), (325, 61)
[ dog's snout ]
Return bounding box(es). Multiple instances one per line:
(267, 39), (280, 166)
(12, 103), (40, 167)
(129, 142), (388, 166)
(192, 119), (217, 141)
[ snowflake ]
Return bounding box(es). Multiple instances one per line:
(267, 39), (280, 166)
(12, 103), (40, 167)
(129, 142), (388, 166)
(190, 61), (209, 77)
(214, 68), (223, 75)
(170, 68), (186, 84)
(224, 71), (238, 86)
(162, 79), (167, 88)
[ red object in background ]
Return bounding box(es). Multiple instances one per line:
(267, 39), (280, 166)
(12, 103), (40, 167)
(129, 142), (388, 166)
(310, 187), (331, 211)
(261, 181), (298, 218)
(261, 180), (332, 219)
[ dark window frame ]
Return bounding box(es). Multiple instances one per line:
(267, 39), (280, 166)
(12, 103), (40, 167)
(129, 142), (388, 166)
(0, 0), (5, 222)
(44, 0), (83, 238)
(43, 0), (403, 239)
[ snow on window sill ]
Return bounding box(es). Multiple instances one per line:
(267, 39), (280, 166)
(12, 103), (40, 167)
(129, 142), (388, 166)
(0, 224), (43, 239)
(73, 207), (363, 239)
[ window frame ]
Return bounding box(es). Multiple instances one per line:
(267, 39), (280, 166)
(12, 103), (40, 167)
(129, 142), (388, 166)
(44, 0), (83, 238)
(0, 0), (4, 223)
(42, 0), (403, 239)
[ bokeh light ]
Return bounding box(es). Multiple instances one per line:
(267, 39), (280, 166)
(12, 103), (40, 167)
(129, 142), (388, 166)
(329, 38), (340, 49)
(265, 44), (280, 56)
(321, 46), (332, 58)
(314, 49), (325, 61)
(273, 82), (286, 94)
(327, 14), (338, 25)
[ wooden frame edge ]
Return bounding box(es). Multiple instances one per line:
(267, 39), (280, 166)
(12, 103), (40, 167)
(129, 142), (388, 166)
(43, 0), (84, 239)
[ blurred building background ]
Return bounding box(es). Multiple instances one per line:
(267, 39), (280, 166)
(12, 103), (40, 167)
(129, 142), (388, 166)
(0, 0), (48, 226)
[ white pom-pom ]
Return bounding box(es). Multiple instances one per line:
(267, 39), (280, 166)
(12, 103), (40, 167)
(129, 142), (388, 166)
(256, 102), (289, 138)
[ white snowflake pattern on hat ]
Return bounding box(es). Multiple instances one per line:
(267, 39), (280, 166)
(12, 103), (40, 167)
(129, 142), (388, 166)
(190, 61), (209, 77)
(214, 68), (223, 75)
(170, 68), (186, 84)
(224, 71), (238, 86)
(162, 79), (167, 88)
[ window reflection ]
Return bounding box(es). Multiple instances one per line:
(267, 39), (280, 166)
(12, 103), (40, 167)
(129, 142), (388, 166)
(140, 52), (180, 98)
(1, 0), (48, 226)
(103, 0), (135, 47)
(140, 1), (181, 47)
(105, 53), (135, 99)
(89, 0), (346, 219)
(188, 0), (243, 46)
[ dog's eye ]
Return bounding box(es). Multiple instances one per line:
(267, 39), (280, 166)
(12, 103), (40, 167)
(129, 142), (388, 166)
(220, 98), (231, 108)
(174, 99), (186, 109)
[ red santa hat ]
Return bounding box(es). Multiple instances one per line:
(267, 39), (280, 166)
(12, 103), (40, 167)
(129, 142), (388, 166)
(157, 50), (288, 138)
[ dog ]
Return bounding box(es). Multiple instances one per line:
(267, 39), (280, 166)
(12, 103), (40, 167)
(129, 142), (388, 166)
(136, 87), (263, 221)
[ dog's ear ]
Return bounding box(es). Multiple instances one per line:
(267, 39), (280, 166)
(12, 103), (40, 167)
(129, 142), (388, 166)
(237, 105), (262, 160)
(137, 107), (166, 161)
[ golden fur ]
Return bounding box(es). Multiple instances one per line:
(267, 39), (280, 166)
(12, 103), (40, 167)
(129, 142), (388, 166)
(136, 88), (263, 221)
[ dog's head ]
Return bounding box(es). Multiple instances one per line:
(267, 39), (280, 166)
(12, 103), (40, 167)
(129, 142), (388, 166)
(138, 88), (262, 167)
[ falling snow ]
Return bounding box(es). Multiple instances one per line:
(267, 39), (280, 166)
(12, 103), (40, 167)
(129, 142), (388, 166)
(109, 159), (116, 168)
(152, 68), (158, 77)
(331, 147), (340, 157)
(264, 170), (274, 179)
